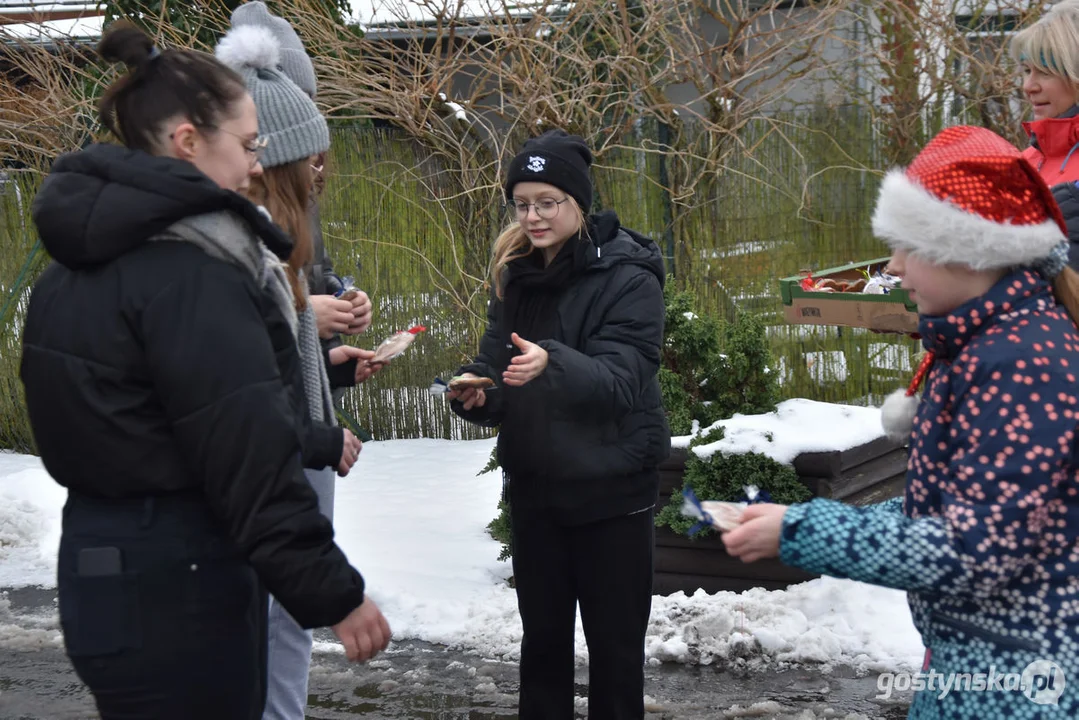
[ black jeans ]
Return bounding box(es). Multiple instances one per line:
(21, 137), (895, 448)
(58, 492), (266, 720)
(511, 506), (655, 720)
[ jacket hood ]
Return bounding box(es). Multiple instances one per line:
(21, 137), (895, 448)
(32, 143), (293, 269)
(584, 210), (666, 287)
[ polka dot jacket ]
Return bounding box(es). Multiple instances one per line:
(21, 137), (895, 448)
(781, 269), (1079, 718)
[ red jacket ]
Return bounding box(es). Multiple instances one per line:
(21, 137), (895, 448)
(1022, 113), (1079, 184)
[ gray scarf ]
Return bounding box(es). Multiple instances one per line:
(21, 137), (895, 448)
(160, 210), (335, 426)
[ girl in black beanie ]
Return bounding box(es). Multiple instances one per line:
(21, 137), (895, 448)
(449, 130), (671, 719)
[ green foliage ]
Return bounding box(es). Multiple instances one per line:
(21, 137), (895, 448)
(486, 499), (513, 563)
(715, 311), (780, 418)
(479, 443), (500, 476)
(103, 0), (241, 48)
(655, 299), (798, 535)
(660, 282), (778, 435)
(659, 366), (694, 436)
(688, 425), (724, 449)
(478, 444), (511, 560)
(655, 450), (811, 537)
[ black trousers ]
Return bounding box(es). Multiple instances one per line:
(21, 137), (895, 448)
(511, 506), (654, 720)
(58, 492), (267, 720)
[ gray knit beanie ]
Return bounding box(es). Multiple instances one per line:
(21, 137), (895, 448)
(231, 1), (317, 98)
(215, 26), (329, 170)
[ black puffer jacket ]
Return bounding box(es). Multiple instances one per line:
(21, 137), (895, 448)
(20, 144), (364, 629)
(453, 214), (671, 524)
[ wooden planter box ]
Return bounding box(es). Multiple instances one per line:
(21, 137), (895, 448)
(654, 436), (907, 595)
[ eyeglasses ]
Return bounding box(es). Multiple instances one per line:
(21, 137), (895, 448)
(509, 197), (569, 220)
(212, 126), (268, 167)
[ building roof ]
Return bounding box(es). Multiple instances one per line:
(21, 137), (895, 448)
(352, 0), (540, 36)
(1, 1), (102, 49)
(1, 1), (98, 23)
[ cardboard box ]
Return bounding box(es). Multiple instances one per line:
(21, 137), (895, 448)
(779, 257), (919, 334)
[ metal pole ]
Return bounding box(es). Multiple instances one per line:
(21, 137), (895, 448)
(657, 119), (675, 277)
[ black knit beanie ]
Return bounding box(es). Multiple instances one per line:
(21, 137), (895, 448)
(504, 130), (593, 213)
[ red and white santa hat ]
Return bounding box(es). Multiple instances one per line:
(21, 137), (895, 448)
(873, 125), (1066, 270)
(873, 125), (1068, 441)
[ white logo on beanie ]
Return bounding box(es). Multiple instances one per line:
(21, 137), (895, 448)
(526, 156), (546, 172)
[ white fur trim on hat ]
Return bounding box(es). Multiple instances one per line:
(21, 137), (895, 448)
(871, 170), (1064, 269)
(215, 25), (281, 73)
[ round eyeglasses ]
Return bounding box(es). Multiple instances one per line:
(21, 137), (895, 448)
(210, 126), (268, 168)
(508, 197), (569, 220)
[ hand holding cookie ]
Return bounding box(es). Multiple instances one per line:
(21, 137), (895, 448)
(446, 373), (490, 410)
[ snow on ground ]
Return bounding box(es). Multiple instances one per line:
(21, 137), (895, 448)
(672, 398), (886, 463)
(0, 593), (61, 652)
(0, 408), (922, 674)
(0, 453), (65, 588)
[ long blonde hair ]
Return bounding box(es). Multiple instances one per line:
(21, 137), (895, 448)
(490, 196), (587, 299)
(1011, 1), (1079, 85)
(248, 159), (314, 311)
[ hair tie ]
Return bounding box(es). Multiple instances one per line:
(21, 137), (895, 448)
(1035, 240), (1070, 279)
(147, 46), (162, 60)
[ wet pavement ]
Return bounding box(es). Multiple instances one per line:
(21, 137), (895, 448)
(0, 587), (912, 720)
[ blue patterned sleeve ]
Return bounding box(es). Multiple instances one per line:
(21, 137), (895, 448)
(780, 498), (974, 593)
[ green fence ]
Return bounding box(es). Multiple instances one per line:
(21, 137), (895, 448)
(0, 113), (921, 450)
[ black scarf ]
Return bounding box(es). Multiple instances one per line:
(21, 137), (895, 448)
(500, 234), (583, 351)
(497, 236), (582, 492)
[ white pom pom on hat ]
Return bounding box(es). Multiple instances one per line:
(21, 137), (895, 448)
(881, 351), (936, 442)
(215, 25), (281, 73)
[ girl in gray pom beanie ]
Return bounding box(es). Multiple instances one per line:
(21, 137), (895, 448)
(216, 24), (387, 720)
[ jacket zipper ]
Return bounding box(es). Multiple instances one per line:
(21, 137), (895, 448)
(931, 612), (1041, 652)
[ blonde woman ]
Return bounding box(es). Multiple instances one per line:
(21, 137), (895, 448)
(449, 130), (670, 719)
(1012, 1), (1079, 181)
(1012, 1), (1079, 273)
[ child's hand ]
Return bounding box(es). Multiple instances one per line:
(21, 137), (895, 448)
(503, 333), (548, 387)
(722, 504), (788, 562)
(448, 373), (487, 410)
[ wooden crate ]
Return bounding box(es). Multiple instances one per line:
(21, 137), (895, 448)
(779, 258), (919, 333)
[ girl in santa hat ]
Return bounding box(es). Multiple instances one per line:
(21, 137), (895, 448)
(723, 125), (1079, 719)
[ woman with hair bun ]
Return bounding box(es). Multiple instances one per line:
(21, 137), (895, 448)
(20, 20), (388, 719)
